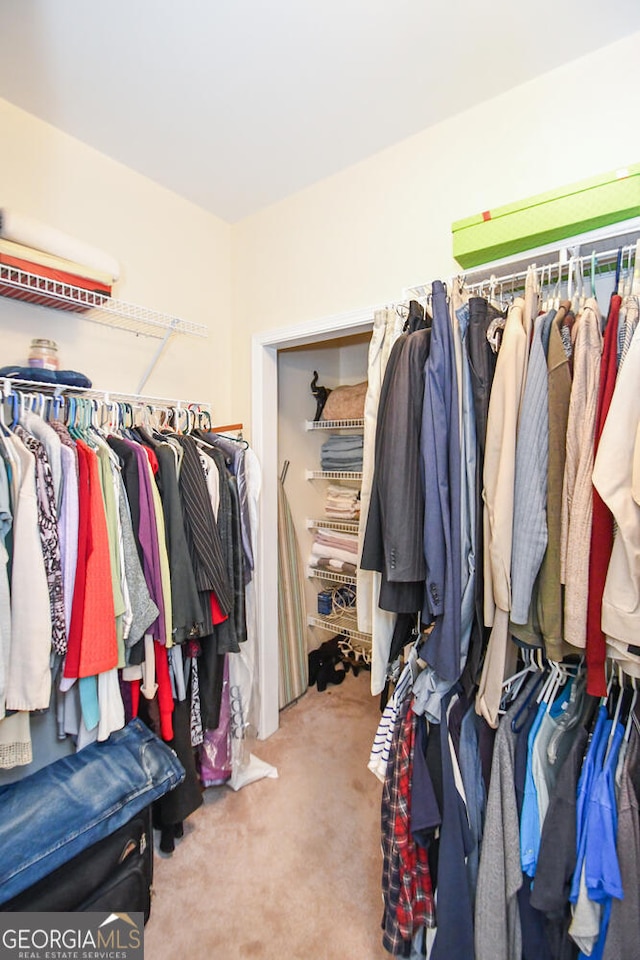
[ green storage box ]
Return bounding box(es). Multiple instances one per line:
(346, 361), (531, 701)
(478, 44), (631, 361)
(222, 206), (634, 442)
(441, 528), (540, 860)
(452, 164), (640, 269)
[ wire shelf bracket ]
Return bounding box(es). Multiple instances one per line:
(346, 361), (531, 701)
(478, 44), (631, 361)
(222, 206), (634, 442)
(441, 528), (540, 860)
(0, 264), (210, 393)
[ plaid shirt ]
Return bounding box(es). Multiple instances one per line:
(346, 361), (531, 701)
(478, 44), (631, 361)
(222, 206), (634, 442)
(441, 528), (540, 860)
(381, 693), (436, 955)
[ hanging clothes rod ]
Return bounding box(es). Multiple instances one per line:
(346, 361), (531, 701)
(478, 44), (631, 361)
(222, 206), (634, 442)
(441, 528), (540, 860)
(404, 222), (640, 303)
(0, 375), (212, 411)
(464, 241), (638, 294)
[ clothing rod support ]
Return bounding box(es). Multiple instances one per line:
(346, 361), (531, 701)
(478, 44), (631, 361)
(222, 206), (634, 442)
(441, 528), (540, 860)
(136, 322), (177, 393)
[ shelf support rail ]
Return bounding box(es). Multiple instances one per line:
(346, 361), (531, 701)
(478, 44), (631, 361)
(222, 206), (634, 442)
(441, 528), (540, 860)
(137, 320), (179, 393)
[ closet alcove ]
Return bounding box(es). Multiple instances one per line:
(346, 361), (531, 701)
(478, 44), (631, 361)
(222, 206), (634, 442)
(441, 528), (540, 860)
(277, 330), (371, 706)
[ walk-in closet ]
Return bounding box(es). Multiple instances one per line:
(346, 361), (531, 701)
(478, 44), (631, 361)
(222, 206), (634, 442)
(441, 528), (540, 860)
(3, 5), (640, 960)
(277, 332), (372, 703)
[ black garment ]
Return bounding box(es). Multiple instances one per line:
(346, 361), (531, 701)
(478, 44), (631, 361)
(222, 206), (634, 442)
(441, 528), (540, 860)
(361, 314), (431, 614)
(447, 691), (469, 763)
(513, 699), (553, 960)
(108, 437), (142, 566)
(531, 726), (588, 960)
(227, 475), (247, 644)
(199, 431), (254, 585)
(140, 698), (203, 832)
(204, 448), (247, 654)
(466, 297), (501, 456)
(362, 334), (407, 573)
(412, 716), (441, 847)
(430, 690), (474, 960)
(173, 435), (233, 614)
(425, 719), (443, 887)
(197, 648), (225, 731)
(477, 715), (497, 793)
(155, 444), (205, 644)
(465, 297), (504, 681)
(107, 435), (147, 665)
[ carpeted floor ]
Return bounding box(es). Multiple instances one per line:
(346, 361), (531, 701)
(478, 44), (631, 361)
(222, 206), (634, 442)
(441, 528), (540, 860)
(145, 670), (389, 959)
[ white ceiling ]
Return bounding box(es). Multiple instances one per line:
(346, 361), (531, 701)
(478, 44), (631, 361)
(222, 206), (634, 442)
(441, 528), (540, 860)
(2, 1), (640, 223)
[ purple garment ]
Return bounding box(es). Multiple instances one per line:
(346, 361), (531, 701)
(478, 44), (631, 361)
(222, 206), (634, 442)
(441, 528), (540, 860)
(199, 654), (231, 785)
(121, 439), (166, 645)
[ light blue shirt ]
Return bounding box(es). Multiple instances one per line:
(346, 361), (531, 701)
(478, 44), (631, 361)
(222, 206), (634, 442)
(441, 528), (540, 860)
(520, 681), (572, 877)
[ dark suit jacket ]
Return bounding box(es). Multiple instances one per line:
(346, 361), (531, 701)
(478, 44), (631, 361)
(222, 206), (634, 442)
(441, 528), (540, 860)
(361, 303), (431, 613)
(420, 279), (461, 682)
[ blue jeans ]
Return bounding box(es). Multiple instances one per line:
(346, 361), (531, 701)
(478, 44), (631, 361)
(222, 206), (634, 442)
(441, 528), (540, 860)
(0, 719), (185, 903)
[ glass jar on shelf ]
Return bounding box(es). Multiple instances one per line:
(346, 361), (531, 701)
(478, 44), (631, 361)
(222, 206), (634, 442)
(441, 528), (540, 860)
(28, 338), (59, 371)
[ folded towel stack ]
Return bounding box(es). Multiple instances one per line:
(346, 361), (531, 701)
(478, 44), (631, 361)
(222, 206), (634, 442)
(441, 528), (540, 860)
(0, 209), (120, 312)
(325, 483), (360, 520)
(320, 433), (364, 472)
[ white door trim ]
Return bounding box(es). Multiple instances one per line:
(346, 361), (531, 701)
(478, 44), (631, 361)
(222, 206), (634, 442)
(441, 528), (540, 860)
(252, 304), (382, 739)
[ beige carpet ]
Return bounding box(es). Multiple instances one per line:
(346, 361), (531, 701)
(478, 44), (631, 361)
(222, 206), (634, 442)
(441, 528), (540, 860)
(145, 671), (390, 960)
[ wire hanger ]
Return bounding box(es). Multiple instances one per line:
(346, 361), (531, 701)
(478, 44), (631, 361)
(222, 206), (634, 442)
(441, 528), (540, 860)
(604, 664), (625, 764)
(623, 676), (638, 745)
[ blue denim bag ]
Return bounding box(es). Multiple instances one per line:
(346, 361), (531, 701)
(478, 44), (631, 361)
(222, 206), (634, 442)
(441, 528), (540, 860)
(0, 719), (185, 903)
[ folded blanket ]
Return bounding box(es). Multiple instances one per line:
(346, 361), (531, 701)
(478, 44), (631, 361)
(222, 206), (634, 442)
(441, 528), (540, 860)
(0, 239), (114, 287)
(321, 435), (364, 452)
(315, 530), (359, 554)
(0, 210), (120, 281)
(311, 541), (360, 566)
(321, 461), (363, 472)
(309, 556), (357, 576)
(326, 483), (360, 498)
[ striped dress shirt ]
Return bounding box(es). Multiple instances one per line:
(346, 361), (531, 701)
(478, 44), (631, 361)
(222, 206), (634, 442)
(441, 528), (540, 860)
(173, 435), (233, 616)
(510, 311), (554, 624)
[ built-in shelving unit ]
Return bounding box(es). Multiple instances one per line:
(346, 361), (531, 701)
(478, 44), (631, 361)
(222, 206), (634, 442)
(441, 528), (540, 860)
(305, 413), (371, 662)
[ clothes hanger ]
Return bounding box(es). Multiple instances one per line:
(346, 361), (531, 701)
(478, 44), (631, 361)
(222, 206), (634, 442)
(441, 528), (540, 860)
(0, 386), (12, 437)
(511, 666), (547, 733)
(623, 676), (638, 746)
(604, 664), (625, 764)
(500, 648), (536, 712)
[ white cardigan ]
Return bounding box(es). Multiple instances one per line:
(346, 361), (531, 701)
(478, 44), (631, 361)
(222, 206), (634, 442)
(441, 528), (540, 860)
(593, 316), (640, 672)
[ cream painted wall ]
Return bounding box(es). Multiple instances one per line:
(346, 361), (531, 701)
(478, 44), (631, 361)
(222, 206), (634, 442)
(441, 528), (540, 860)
(232, 29), (640, 436)
(0, 97), (233, 419)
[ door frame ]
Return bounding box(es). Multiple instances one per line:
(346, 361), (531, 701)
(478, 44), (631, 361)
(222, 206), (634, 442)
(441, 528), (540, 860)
(252, 305), (380, 738)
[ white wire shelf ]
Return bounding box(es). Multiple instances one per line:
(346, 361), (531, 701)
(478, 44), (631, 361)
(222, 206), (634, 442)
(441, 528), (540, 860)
(305, 470), (363, 481)
(0, 375), (212, 411)
(307, 613), (372, 646)
(306, 518), (360, 534)
(0, 264), (209, 339)
(307, 567), (357, 585)
(305, 418), (365, 431)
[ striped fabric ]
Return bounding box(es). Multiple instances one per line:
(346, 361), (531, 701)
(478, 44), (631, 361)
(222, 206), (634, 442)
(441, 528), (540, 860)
(278, 478), (308, 707)
(368, 664), (412, 782)
(174, 435), (233, 614)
